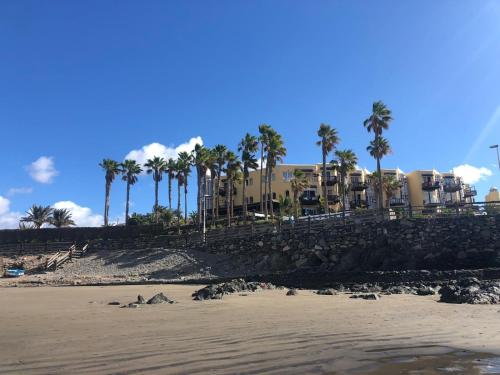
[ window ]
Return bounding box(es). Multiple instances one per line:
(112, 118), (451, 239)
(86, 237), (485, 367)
(250, 196), (254, 203)
(249, 178), (253, 186)
(272, 192), (277, 199)
(282, 171), (293, 181)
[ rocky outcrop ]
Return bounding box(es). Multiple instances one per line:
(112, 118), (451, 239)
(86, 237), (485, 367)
(192, 279), (278, 301)
(439, 278), (500, 304)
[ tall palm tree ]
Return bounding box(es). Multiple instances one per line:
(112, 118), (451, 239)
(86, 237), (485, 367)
(363, 101), (393, 210)
(238, 133), (259, 222)
(192, 144), (209, 226)
(213, 144), (228, 220)
(266, 132), (286, 221)
(316, 124), (340, 215)
(174, 159), (184, 232)
(367, 137), (391, 168)
(21, 205), (53, 229)
(178, 151), (193, 222)
(258, 124), (272, 215)
(290, 169), (309, 218)
(144, 156), (166, 223)
(383, 175), (400, 209)
(166, 158), (176, 210)
(51, 208), (75, 228)
(224, 151), (241, 226)
(121, 159), (142, 225)
(332, 149), (358, 221)
(99, 159), (121, 226)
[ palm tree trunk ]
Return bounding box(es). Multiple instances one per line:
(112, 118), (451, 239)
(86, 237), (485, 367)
(264, 161), (268, 219)
(104, 181), (110, 226)
(259, 145), (264, 214)
(242, 168), (247, 223)
(197, 170), (201, 227)
(341, 174), (346, 224)
(375, 133), (383, 212)
(268, 165), (274, 220)
(216, 167), (221, 220)
(184, 182), (188, 223)
(154, 178), (159, 223)
(322, 147), (328, 215)
(227, 178), (231, 227)
(211, 170), (216, 226)
(168, 175), (172, 210)
(125, 180), (130, 225)
(177, 177), (181, 233)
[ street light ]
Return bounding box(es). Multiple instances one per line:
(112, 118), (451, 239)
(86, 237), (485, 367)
(490, 145), (500, 171)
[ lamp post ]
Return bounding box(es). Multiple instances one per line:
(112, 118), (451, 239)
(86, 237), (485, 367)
(490, 145), (500, 171)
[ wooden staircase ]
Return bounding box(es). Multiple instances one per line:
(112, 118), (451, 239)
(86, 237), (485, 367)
(45, 242), (90, 271)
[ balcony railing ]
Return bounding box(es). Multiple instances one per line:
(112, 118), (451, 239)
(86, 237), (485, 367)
(350, 200), (368, 208)
(327, 194), (340, 203)
(422, 180), (441, 190)
(443, 182), (461, 193)
(321, 176), (338, 186)
(300, 195), (320, 205)
(463, 186), (477, 197)
(388, 198), (407, 206)
(350, 181), (368, 190)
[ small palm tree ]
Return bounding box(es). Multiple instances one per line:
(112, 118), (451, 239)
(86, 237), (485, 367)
(178, 151), (193, 222)
(332, 149), (358, 221)
(238, 133), (259, 222)
(51, 208), (75, 228)
(367, 137), (391, 165)
(193, 144), (209, 226)
(99, 159), (121, 226)
(21, 205), (53, 229)
(278, 195), (293, 219)
(363, 101), (393, 210)
(316, 124), (340, 215)
(144, 156), (166, 223)
(166, 158), (176, 210)
(290, 169), (309, 218)
(121, 159), (142, 225)
(266, 132), (286, 220)
(383, 175), (401, 208)
(213, 144), (228, 220)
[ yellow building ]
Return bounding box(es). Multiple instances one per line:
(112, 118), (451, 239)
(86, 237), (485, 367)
(485, 187), (500, 202)
(216, 165), (471, 217)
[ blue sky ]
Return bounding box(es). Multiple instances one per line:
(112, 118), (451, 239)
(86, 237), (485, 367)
(1, 0), (500, 227)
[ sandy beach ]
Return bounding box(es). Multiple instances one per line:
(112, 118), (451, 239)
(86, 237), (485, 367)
(1, 285), (499, 374)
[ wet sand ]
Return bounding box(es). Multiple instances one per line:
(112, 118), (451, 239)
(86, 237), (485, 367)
(0, 285), (499, 374)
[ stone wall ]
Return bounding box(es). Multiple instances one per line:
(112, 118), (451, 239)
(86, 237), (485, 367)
(198, 215), (500, 273)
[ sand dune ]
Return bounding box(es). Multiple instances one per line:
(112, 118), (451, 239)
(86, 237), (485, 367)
(1, 285), (499, 374)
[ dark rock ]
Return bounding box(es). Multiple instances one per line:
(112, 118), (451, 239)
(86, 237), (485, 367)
(147, 292), (174, 304)
(121, 303), (140, 308)
(108, 301), (121, 305)
(192, 279), (278, 301)
(137, 295), (146, 304)
(416, 286), (436, 296)
(439, 280), (500, 304)
(316, 288), (337, 295)
(286, 288), (298, 296)
(350, 293), (380, 300)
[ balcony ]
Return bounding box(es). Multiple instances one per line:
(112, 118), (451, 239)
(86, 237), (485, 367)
(350, 200), (368, 208)
(422, 180), (441, 190)
(463, 186), (477, 197)
(327, 194), (340, 203)
(350, 181), (368, 191)
(443, 181), (461, 193)
(445, 200), (465, 207)
(300, 196), (320, 205)
(321, 176), (338, 186)
(388, 198), (406, 206)
(424, 201), (440, 207)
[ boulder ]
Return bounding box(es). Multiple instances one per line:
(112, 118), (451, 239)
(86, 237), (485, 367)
(316, 288), (337, 295)
(416, 286), (436, 296)
(147, 292), (174, 304)
(286, 288), (298, 296)
(108, 301), (121, 306)
(350, 293), (381, 301)
(137, 295), (146, 304)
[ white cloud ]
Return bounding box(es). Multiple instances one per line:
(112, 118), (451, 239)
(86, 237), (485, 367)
(52, 201), (103, 227)
(0, 196), (22, 229)
(27, 156), (59, 184)
(124, 137), (203, 170)
(452, 164), (493, 184)
(7, 187), (33, 196)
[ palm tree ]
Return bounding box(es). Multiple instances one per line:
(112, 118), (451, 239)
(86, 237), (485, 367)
(178, 151), (193, 222)
(121, 159), (142, 225)
(213, 144), (227, 220)
(238, 133), (259, 222)
(166, 158), (176, 210)
(332, 149), (358, 221)
(144, 156), (166, 223)
(258, 124), (272, 215)
(21, 205), (53, 229)
(99, 159), (121, 226)
(174, 159), (184, 232)
(316, 124), (340, 215)
(367, 137), (391, 167)
(266, 132), (286, 221)
(363, 101), (393, 210)
(192, 144), (209, 226)
(383, 175), (400, 209)
(278, 195), (293, 219)
(290, 169), (309, 218)
(205, 149), (218, 226)
(224, 151), (242, 226)
(51, 208), (75, 228)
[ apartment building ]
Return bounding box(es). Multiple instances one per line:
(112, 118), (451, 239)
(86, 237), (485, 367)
(215, 165), (471, 217)
(485, 187), (500, 202)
